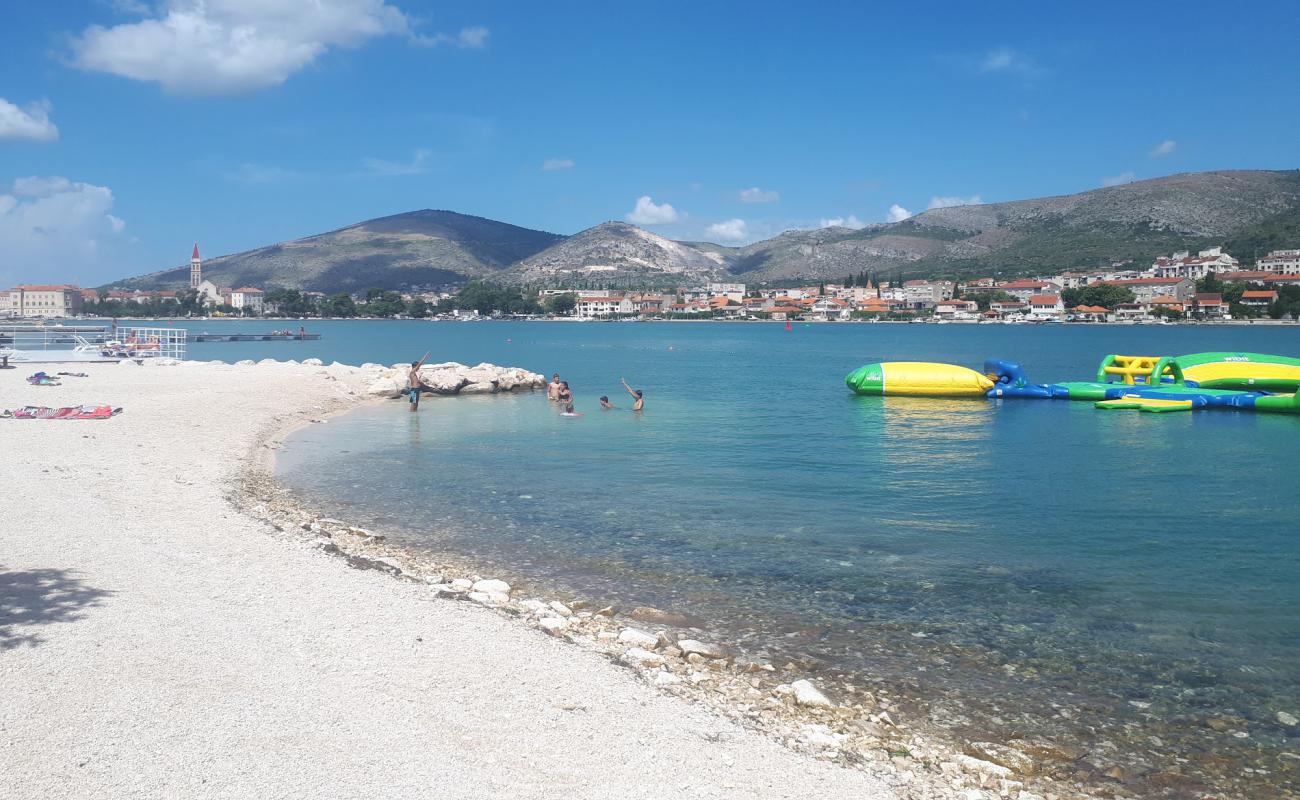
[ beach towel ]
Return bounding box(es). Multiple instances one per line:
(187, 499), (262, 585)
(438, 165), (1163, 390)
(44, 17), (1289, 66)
(26, 372), (60, 386)
(2, 405), (121, 420)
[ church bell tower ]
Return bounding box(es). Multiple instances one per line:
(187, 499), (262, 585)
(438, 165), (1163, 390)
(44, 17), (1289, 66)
(190, 243), (202, 288)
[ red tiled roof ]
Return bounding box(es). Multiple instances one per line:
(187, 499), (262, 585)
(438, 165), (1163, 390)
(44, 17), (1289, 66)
(1029, 294), (1061, 305)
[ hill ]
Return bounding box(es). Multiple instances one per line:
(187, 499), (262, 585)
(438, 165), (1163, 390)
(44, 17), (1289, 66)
(728, 170), (1300, 281)
(504, 221), (727, 287)
(113, 170), (1300, 291)
(115, 210), (562, 293)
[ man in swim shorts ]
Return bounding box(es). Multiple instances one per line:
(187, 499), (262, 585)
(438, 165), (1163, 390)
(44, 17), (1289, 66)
(409, 352), (429, 412)
(548, 373), (563, 401)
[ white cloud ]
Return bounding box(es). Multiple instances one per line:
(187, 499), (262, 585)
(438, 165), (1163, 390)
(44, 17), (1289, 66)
(1101, 171), (1136, 187)
(361, 148), (430, 176)
(69, 1), (483, 95)
(927, 195), (982, 209)
(820, 215), (866, 230)
(0, 176), (123, 278)
(706, 218), (748, 242)
(738, 187), (779, 204)
(886, 204), (912, 222)
(1150, 139), (1177, 158)
(979, 48), (1039, 76)
(541, 158), (574, 172)
(0, 98), (59, 142)
(626, 195), (680, 225)
(414, 25), (490, 49)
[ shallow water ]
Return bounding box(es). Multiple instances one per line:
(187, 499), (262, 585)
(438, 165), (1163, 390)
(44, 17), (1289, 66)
(264, 320), (1300, 795)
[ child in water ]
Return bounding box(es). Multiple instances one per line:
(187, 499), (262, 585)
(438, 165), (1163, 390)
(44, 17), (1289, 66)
(561, 403), (583, 417)
(599, 396), (614, 409)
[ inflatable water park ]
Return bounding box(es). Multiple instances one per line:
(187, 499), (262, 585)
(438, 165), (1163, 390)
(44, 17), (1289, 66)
(845, 352), (1300, 414)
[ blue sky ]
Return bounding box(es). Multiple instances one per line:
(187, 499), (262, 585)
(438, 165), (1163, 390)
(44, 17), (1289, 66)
(1, 0), (1297, 287)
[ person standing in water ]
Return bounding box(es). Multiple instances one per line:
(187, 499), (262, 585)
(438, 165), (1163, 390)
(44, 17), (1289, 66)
(547, 373), (563, 401)
(408, 351), (429, 412)
(621, 377), (644, 411)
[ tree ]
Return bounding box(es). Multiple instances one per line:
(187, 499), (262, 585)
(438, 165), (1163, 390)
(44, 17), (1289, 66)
(320, 293), (357, 317)
(407, 298), (430, 318)
(545, 292), (578, 316)
(1197, 271), (1223, 293)
(1150, 306), (1182, 321)
(1063, 284), (1136, 309)
(363, 290), (406, 317)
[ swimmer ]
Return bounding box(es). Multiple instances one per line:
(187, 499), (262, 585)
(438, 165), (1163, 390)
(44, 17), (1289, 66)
(557, 381), (573, 404)
(620, 377), (644, 411)
(547, 373), (563, 401)
(561, 402), (583, 417)
(599, 395), (614, 409)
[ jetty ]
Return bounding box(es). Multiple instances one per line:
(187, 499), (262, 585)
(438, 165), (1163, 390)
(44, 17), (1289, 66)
(193, 331), (321, 342)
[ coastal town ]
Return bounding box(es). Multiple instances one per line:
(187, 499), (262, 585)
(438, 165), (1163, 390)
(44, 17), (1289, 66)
(5, 244), (1300, 323)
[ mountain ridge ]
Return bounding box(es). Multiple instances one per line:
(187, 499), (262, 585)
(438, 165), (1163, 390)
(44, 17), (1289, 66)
(113, 169), (1300, 291)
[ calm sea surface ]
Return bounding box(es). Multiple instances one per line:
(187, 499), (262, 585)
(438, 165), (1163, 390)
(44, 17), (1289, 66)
(168, 318), (1300, 793)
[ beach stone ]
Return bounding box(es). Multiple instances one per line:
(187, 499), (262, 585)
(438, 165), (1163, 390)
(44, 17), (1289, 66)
(617, 628), (659, 649)
(653, 671), (682, 687)
(622, 647), (665, 667)
(1006, 738), (1085, 763)
(953, 754), (1012, 781)
(421, 369), (467, 394)
(629, 606), (703, 628)
(548, 601), (574, 617)
(117, 358), (139, 367)
(964, 742), (1036, 775)
(257, 358), (279, 365)
(460, 381), (497, 395)
(366, 377), (402, 398)
(1279, 711), (1299, 727)
(449, 578), (473, 592)
(302, 358), (323, 366)
(677, 640), (726, 660)
(519, 599), (548, 615)
(799, 723), (845, 750)
(471, 579), (511, 595)
(538, 617), (568, 634)
(235, 359), (256, 366)
(791, 679), (833, 708)
(595, 606), (615, 617)
(360, 362), (383, 371)
(468, 591), (509, 606)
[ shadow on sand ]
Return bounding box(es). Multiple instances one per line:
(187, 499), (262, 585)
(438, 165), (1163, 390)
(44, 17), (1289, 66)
(1, 567), (110, 649)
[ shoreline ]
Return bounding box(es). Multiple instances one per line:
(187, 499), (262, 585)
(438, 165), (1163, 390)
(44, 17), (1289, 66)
(242, 365), (1110, 800)
(3, 359), (912, 800)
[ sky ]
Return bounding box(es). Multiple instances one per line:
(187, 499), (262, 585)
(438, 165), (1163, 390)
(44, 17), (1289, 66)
(1, 0), (1298, 287)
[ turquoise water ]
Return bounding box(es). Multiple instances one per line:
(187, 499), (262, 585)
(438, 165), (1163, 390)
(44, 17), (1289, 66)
(253, 320), (1299, 795)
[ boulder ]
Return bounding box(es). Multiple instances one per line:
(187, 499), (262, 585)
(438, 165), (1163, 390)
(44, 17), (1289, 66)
(791, 679), (834, 708)
(471, 579), (511, 595)
(366, 377), (402, 398)
(617, 628), (660, 649)
(538, 617), (568, 634)
(421, 368), (467, 395)
(235, 359), (256, 366)
(302, 358), (324, 366)
(629, 606), (703, 628)
(677, 640), (727, 660)
(258, 358), (279, 365)
(116, 358), (140, 367)
(460, 381), (497, 395)
(622, 648), (665, 667)
(548, 601), (574, 617)
(964, 742), (1036, 775)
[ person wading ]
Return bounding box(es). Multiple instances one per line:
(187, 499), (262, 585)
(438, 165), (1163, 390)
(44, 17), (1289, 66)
(409, 351), (430, 412)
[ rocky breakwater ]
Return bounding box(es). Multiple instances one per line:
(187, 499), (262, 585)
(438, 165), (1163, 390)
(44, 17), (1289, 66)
(364, 362), (545, 399)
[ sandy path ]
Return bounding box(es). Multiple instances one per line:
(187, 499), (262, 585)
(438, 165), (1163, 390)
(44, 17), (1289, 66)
(0, 361), (898, 800)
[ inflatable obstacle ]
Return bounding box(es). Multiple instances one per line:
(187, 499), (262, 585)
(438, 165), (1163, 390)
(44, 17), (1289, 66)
(845, 352), (1300, 415)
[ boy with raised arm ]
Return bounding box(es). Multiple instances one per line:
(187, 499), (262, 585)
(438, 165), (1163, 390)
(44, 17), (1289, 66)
(621, 377), (644, 411)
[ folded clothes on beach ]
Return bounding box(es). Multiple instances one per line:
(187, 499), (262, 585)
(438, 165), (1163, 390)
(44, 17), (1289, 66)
(2, 405), (122, 420)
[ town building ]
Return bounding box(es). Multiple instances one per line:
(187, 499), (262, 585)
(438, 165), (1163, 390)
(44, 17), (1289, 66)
(1150, 247), (1239, 280)
(1027, 294), (1064, 319)
(1241, 290), (1277, 310)
(706, 282), (746, 298)
(902, 280), (954, 309)
(1096, 277), (1194, 302)
(934, 299), (978, 319)
(228, 287), (265, 314)
(1258, 249), (1300, 275)
(997, 279), (1062, 301)
(0, 285), (86, 318)
(1187, 292), (1229, 319)
(575, 296), (634, 318)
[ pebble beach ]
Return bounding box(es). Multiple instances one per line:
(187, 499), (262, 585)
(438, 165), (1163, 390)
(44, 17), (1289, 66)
(0, 359), (923, 800)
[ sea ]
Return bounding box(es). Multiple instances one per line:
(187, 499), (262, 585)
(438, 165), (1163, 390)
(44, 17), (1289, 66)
(165, 318), (1300, 795)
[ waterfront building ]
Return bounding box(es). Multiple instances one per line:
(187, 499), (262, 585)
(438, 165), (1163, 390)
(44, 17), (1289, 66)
(1257, 249), (1300, 274)
(1096, 277), (1194, 302)
(997, 279), (1061, 301)
(1241, 290), (1278, 310)
(1150, 247), (1239, 280)
(990, 300), (1027, 317)
(575, 296), (634, 318)
(934, 299), (978, 319)
(0, 284), (86, 318)
(1188, 292), (1229, 319)
(1028, 294), (1064, 319)
(228, 287), (265, 314)
(706, 282), (746, 298)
